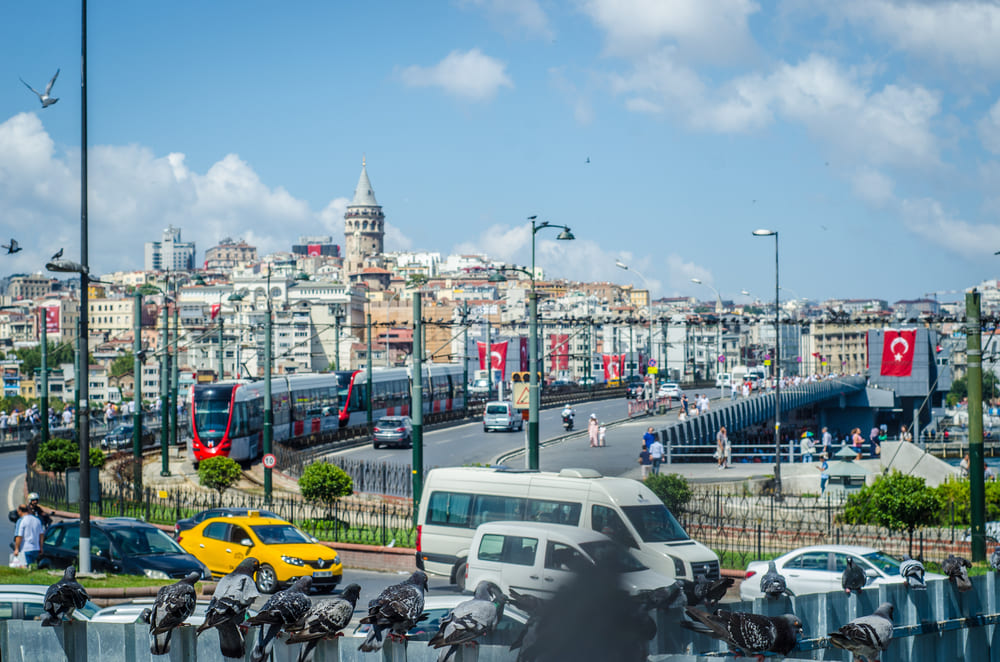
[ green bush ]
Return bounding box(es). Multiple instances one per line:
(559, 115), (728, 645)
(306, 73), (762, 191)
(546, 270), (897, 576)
(197, 456), (243, 497)
(299, 462), (353, 506)
(88, 447), (106, 469)
(931, 477), (1000, 526)
(36, 437), (81, 473)
(643, 473), (692, 512)
(841, 470), (941, 533)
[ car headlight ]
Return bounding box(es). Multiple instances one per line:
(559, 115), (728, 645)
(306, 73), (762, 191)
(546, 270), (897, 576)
(668, 555), (685, 578)
(282, 555), (305, 566)
(143, 568), (170, 580)
(332, 554), (340, 565)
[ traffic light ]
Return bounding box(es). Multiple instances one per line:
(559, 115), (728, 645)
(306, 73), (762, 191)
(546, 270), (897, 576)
(512, 372), (530, 383)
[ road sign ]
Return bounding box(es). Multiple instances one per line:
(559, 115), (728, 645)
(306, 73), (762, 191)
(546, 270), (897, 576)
(763, 359), (772, 366)
(262, 453), (277, 469)
(648, 359), (656, 367)
(648, 366), (658, 375)
(512, 382), (529, 410)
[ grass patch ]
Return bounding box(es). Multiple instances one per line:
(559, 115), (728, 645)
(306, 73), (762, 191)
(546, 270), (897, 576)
(0, 566), (197, 589)
(713, 549), (782, 571)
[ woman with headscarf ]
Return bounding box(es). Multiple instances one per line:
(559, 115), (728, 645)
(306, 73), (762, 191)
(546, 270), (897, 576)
(588, 414), (599, 447)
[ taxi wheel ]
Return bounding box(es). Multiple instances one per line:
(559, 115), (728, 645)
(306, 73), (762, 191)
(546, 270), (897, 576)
(256, 564), (279, 594)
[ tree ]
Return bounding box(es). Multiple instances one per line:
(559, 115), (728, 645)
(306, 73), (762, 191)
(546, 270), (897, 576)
(36, 437), (79, 473)
(299, 462), (353, 507)
(198, 456), (243, 501)
(842, 470), (941, 555)
(948, 373), (1000, 407)
(643, 473), (693, 512)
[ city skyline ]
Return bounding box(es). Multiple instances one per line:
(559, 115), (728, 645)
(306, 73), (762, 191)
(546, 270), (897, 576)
(3, 2), (1000, 303)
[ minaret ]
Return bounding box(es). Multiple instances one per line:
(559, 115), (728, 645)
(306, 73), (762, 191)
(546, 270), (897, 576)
(344, 157), (385, 275)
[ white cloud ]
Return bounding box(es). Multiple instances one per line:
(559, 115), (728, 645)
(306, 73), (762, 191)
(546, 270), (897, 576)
(899, 197), (1000, 256)
(460, 0), (554, 39)
(850, 167), (895, 207)
(978, 98), (1000, 154)
(399, 49), (514, 102)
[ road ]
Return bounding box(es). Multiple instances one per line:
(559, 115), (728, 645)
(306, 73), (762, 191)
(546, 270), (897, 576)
(0, 451), (25, 550)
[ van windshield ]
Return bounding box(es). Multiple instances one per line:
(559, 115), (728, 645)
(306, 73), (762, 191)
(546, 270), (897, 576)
(620, 505), (690, 542)
(486, 405), (509, 414)
(579, 540), (648, 573)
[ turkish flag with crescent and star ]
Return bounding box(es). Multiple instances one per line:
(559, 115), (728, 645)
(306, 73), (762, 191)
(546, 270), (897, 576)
(210, 304), (221, 320)
(477, 341), (508, 380)
(880, 329), (917, 377)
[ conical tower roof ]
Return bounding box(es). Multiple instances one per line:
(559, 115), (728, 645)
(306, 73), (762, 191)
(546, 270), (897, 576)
(350, 158), (379, 207)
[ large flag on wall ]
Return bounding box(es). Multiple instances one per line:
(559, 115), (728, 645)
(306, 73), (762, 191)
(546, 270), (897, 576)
(519, 337), (528, 372)
(550, 334), (569, 371)
(477, 341), (509, 380)
(880, 329), (917, 377)
(43, 306), (59, 335)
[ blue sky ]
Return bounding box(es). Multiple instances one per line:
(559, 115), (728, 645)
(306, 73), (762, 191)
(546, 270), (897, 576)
(3, 1), (1000, 304)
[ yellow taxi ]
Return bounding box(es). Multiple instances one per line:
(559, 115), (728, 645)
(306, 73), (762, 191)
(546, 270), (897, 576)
(177, 512), (342, 593)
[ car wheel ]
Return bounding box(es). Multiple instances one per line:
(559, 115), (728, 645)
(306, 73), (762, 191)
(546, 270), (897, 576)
(454, 561), (468, 592)
(256, 563), (279, 594)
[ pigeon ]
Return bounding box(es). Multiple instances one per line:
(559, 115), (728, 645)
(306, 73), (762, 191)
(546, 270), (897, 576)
(2, 239), (21, 254)
(691, 576), (734, 610)
(828, 602), (894, 662)
(143, 571), (200, 655)
(943, 554), (973, 592)
(247, 576), (312, 662)
(760, 560), (789, 599)
(899, 556), (926, 590)
(50, 248), (63, 261)
(196, 557), (260, 658)
(359, 570), (428, 652)
(681, 607), (803, 657)
(285, 583), (361, 662)
(41, 565), (89, 626)
(991, 547), (1000, 571)
(20, 69), (60, 108)
(842, 557), (867, 594)
(428, 581), (507, 662)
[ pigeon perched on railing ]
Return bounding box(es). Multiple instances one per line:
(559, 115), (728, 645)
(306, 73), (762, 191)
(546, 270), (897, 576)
(943, 554), (973, 592)
(284, 583), (361, 662)
(692, 576), (734, 610)
(41, 565), (89, 626)
(247, 576), (312, 662)
(829, 602), (894, 662)
(428, 581), (507, 662)
(359, 570), (428, 652)
(681, 607), (803, 657)
(991, 547), (1000, 572)
(842, 557), (866, 595)
(196, 557), (260, 659)
(900, 556), (926, 590)
(760, 560), (789, 599)
(143, 571), (200, 655)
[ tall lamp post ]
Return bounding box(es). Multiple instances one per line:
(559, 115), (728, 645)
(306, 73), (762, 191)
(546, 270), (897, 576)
(752, 229), (781, 499)
(691, 278), (723, 378)
(616, 260), (654, 386)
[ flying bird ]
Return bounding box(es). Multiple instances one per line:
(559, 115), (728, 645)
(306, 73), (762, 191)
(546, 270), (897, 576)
(247, 576), (312, 662)
(842, 557), (866, 594)
(760, 560), (789, 599)
(585, 157), (590, 163)
(828, 602), (894, 662)
(196, 557), (260, 659)
(681, 607), (803, 658)
(20, 69), (60, 108)
(285, 583), (361, 662)
(990, 547), (1000, 571)
(50, 248), (63, 261)
(41, 565), (89, 626)
(2, 239), (21, 254)
(143, 571), (200, 655)
(428, 581), (507, 662)
(359, 570), (428, 652)
(900, 556), (926, 590)
(943, 554), (973, 592)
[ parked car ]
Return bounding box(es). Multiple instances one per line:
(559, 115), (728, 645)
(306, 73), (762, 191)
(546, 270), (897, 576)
(468, 379), (491, 397)
(177, 513), (342, 594)
(40, 518), (211, 580)
(658, 383), (681, 400)
(90, 598), (236, 625)
(739, 545), (945, 600)
(101, 423), (155, 451)
(174, 507), (282, 540)
(578, 377), (597, 387)
(482, 401), (523, 432)
(0, 584), (99, 622)
(624, 376), (645, 399)
(373, 415), (413, 449)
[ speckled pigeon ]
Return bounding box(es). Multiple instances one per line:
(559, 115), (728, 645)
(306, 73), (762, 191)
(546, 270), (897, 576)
(196, 557), (260, 658)
(41, 565), (89, 626)
(359, 570), (428, 652)
(990, 547), (1000, 571)
(681, 606), (803, 657)
(900, 556), (926, 590)
(943, 554), (973, 592)
(144, 571), (200, 655)
(760, 560), (789, 599)
(842, 557), (866, 594)
(429, 581), (507, 662)
(285, 583), (361, 662)
(247, 576), (312, 662)
(829, 602), (894, 662)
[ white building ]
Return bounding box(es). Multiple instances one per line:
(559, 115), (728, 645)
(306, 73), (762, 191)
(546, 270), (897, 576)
(145, 225), (196, 271)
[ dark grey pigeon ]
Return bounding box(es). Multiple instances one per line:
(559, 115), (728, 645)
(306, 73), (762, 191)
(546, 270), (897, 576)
(842, 557), (866, 594)
(428, 581), (507, 662)
(760, 560), (788, 599)
(41, 565), (89, 626)
(829, 602), (894, 662)
(507, 588), (545, 661)
(359, 570), (428, 652)
(19, 69), (60, 108)
(943, 554), (973, 592)
(145, 571), (200, 655)
(196, 557), (260, 658)
(991, 547), (1000, 571)
(694, 576), (734, 610)
(285, 584), (361, 662)
(2, 239), (21, 254)
(900, 556), (926, 590)
(681, 607), (803, 657)
(247, 576), (312, 662)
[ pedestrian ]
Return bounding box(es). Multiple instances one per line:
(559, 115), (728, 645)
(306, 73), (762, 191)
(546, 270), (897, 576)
(960, 452), (970, 478)
(680, 393), (689, 416)
(900, 424), (912, 443)
(724, 429), (732, 468)
(869, 425), (880, 458)
(818, 452), (830, 494)
(821, 426), (833, 456)
(638, 443), (652, 479)
(12, 504), (43, 567)
(851, 427), (864, 459)
(715, 426), (728, 469)
(871, 426), (883, 459)
(61, 407), (73, 427)
(742, 381), (750, 399)
(588, 414), (599, 448)
(598, 423), (607, 447)
(27, 493), (52, 528)
(649, 437), (664, 475)
(643, 427), (655, 449)
(800, 433), (814, 463)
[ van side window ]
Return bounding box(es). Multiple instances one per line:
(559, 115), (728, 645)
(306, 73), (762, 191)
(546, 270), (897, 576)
(477, 534), (505, 562)
(528, 500), (581, 526)
(591, 505), (637, 549)
(502, 536), (538, 566)
(472, 495), (526, 528)
(426, 491), (473, 528)
(545, 542), (585, 572)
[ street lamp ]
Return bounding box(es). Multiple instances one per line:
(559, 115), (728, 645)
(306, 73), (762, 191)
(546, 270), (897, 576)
(752, 228), (781, 500)
(616, 260), (655, 387)
(691, 278), (723, 378)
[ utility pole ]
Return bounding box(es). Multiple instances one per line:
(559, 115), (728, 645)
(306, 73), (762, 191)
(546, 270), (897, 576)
(217, 301), (224, 380)
(968, 291), (986, 562)
(170, 295), (179, 450)
(132, 292), (142, 493)
(485, 316), (492, 401)
(263, 291), (273, 504)
(460, 302), (469, 408)
(39, 308), (48, 447)
(159, 302), (170, 476)
(366, 312), (373, 431)
(411, 293), (423, 527)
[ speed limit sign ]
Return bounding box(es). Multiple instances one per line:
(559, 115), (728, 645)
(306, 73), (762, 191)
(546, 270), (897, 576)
(262, 453), (277, 469)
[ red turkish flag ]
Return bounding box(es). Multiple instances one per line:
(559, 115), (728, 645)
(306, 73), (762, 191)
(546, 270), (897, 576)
(491, 342), (508, 380)
(618, 354), (626, 379)
(44, 307), (59, 334)
(602, 354), (612, 381)
(880, 329), (917, 377)
(210, 304), (221, 320)
(307, 244), (322, 256)
(549, 334), (569, 371)
(520, 337), (528, 372)
(477, 342), (487, 370)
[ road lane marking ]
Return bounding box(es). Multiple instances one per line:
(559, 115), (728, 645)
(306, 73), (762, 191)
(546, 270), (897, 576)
(8, 472), (23, 514)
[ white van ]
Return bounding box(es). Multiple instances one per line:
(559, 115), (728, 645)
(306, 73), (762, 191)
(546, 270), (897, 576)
(482, 401), (522, 432)
(416, 467), (720, 589)
(465, 522), (677, 598)
(715, 373), (731, 389)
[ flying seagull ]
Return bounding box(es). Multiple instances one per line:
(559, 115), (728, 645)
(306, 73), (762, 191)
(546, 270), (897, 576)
(143, 571), (200, 655)
(2, 239), (21, 254)
(41, 565), (89, 626)
(196, 557), (260, 659)
(20, 69), (60, 108)
(829, 602), (894, 662)
(50, 248), (63, 261)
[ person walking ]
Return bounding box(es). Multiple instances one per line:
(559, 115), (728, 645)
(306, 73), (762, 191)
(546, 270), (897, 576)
(715, 426), (728, 469)
(643, 427), (656, 449)
(638, 443), (652, 479)
(851, 427), (864, 459)
(588, 414), (600, 448)
(818, 453), (830, 494)
(800, 433), (815, 463)
(598, 423), (607, 447)
(821, 426), (833, 457)
(680, 393), (689, 417)
(900, 424), (912, 443)
(649, 437), (664, 475)
(12, 504), (43, 567)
